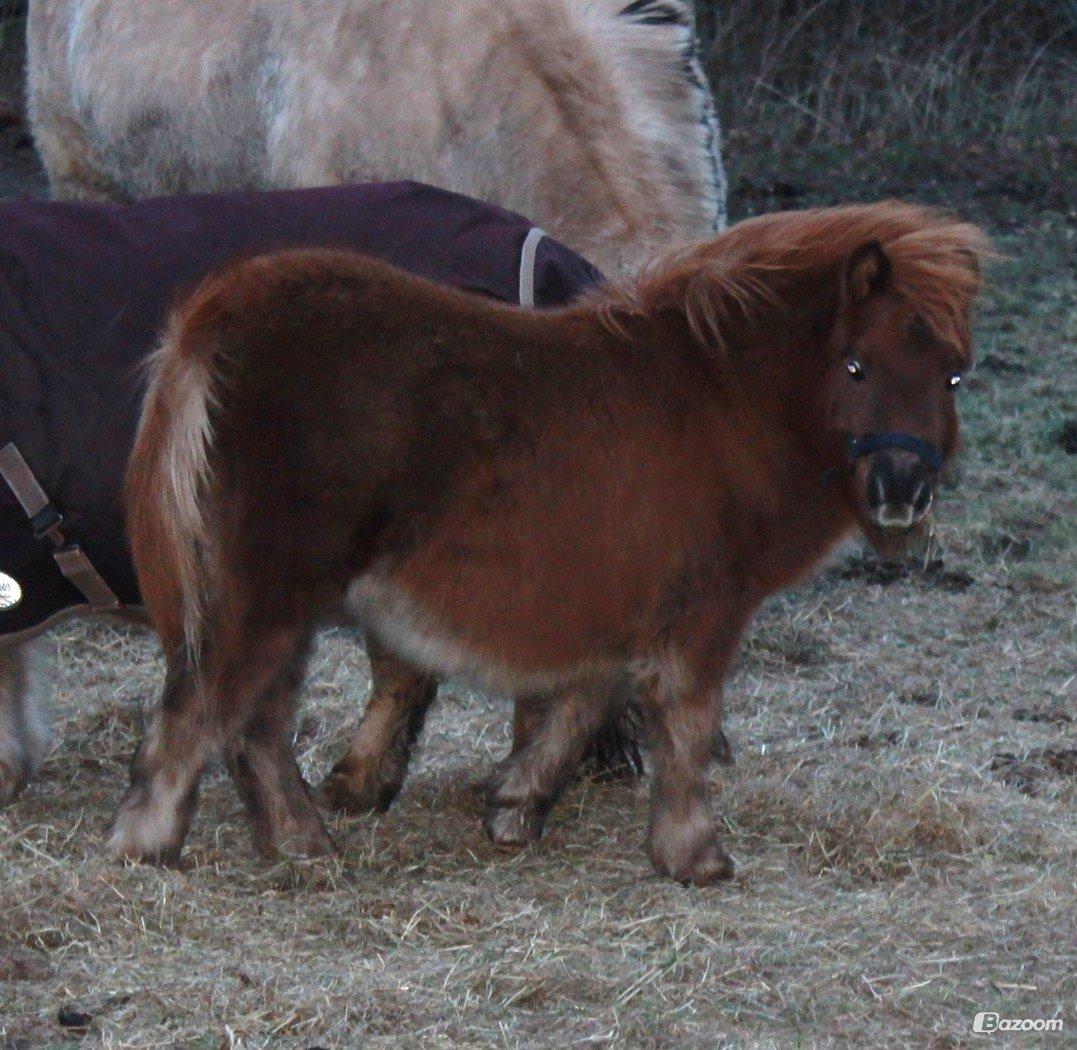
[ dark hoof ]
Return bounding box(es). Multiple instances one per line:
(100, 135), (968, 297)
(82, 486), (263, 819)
(678, 841), (736, 886)
(320, 767), (399, 815)
(482, 802), (546, 848)
(255, 818), (336, 860)
(649, 835), (735, 886)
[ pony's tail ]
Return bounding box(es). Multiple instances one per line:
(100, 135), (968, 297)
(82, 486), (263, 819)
(126, 291), (228, 663)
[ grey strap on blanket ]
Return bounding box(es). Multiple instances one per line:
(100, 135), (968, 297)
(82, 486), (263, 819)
(0, 442), (121, 612)
(518, 227), (547, 308)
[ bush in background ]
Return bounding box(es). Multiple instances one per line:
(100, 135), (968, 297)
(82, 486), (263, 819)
(695, 0), (1073, 186)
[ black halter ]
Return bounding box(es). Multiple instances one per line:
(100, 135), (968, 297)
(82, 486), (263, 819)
(821, 431), (944, 486)
(844, 432), (944, 472)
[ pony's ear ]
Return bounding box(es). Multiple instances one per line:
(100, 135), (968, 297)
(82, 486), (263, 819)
(843, 240), (891, 303)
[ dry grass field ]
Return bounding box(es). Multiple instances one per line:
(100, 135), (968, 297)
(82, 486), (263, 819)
(1, 3), (1074, 1046)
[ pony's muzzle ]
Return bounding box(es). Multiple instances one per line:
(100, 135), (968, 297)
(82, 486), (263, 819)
(865, 450), (935, 531)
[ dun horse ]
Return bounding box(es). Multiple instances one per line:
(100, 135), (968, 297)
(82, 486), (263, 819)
(28, 0), (726, 273)
(117, 202), (987, 883)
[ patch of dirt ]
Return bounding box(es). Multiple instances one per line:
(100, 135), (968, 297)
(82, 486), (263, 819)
(1012, 707), (1072, 726)
(0, 945), (51, 982)
(845, 729), (903, 749)
(900, 688), (938, 707)
(835, 553), (975, 592)
(741, 624), (835, 669)
(978, 351), (1028, 376)
(990, 748), (1077, 795)
(979, 532), (1035, 561)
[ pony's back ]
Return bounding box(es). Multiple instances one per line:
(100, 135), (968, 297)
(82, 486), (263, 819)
(28, 0), (725, 274)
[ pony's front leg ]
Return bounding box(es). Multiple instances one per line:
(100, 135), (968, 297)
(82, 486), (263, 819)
(0, 639), (53, 805)
(321, 642), (438, 814)
(637, 653), (736, 886)
(483, 684), (621, 847)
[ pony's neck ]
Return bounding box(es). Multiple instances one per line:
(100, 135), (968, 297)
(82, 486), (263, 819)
(753, 288), (844, 464)
(622, 275), (858, 592)
(647, 264), (845, 456)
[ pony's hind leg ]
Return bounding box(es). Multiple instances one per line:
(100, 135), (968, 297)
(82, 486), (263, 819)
(321, 641), (438, 814)
(483, 684), (620, 847)
(106, 625), (312, 863)
(0, 639), (53, 804)
(224, 633), (332, 857)
(105, 647), (210, 864)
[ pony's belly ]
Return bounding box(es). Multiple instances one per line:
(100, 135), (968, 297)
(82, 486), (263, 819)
(344, 573), (604, 695)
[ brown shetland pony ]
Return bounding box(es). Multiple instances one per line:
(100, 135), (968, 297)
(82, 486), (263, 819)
(116, 202), (987, 884)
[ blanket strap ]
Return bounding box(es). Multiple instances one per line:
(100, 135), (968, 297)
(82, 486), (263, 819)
(518, 227), (547, 308)
(0, 442), (121, 612)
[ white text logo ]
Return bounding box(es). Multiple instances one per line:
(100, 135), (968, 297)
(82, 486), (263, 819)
(973, 1012), (1063, 1034)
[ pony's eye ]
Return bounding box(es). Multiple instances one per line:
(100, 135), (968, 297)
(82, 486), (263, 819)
(846, 358), (866, 380)
(948, 372), (963, 389)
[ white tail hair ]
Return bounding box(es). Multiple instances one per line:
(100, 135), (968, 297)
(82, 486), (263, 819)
(131, 319), (220, 660)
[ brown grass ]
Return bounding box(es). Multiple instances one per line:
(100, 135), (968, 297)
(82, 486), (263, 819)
(0, 546), (1072, 1044)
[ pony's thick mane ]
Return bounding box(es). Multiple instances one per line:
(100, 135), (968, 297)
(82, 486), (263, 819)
(602, 201), (991, 356)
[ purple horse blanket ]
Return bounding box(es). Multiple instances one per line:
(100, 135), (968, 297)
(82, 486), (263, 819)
(0, 182), (603, 639)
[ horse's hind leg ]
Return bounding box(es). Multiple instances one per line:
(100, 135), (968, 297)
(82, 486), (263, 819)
(0, 639), (53, 804)
(483, 684), (620, 847)
(224, 632), (332, 857)
(106, 624), (312, 863)
(321, 640), (438, 814)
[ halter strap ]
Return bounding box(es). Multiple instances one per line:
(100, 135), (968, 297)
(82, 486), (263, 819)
(844, 431), (943, 472)
(821, 430), (944, 487)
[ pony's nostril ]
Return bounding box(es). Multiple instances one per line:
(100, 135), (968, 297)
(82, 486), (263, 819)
(870, 471), (887, 509)
(912, 481), (933, 518)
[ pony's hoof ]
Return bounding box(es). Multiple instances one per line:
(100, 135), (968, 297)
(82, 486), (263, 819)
(255, 816), (337, 860)
(681, 841), (736, 886)
(104, 782), (193, 866)
(482, 802), (546, 848)
(104, 813), (183, 866)
(320, 768), (399, 815)
(649, 834), (735, 886)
